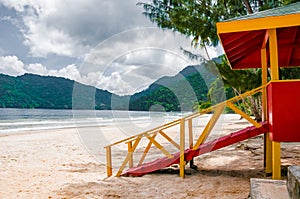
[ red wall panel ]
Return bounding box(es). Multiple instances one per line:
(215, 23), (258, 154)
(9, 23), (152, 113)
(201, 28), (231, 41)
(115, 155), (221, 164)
(267, 81), (300, 142)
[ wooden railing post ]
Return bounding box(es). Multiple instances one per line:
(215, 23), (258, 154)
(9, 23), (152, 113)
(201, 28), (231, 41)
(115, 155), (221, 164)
(193, 105), (225, 150)
(127, 141), (133, 168)
(188, 119), (193, 149)
(226, 102), (262, 128)
(105, 146), (112, 177)
(188, 119), (194, 168)
(116, 136), (142, 177)
(138, 133), (157, 166)
(180, 118), (185, 178)
(159, 130), (180, 150)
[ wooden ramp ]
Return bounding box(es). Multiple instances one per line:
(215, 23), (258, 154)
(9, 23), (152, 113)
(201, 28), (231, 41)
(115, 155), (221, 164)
(121, 122), (268, 177)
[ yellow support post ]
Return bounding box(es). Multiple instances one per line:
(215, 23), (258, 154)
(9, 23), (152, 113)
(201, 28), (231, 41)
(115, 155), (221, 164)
(265, 133), (273, 174)
(226, 102), (262, 128)
(261, 48), (268, 116)
(188, 119), (195, 168)
(158, 130), (180, 150)
(261, 47), (272, 174)
(193, 104), (225, 150)
(188, 119), (193, 149)
(116, 136), (142, 177)
(272, 141), (281, 179)
(105, 146), (113, 177)
(269, 29), (279, 81)
(269, 28), (281, 179)
(127, 141), (133, 168)
(145, 134), (173, 158)
(180, 118), (185, 178)
(138, 133), (157, 166)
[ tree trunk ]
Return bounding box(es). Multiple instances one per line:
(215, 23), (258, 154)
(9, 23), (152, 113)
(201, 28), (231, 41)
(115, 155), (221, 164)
(248, 95), (262, 122)
(243, 0), (254, 14)
(232, 87), (262, 122)
(202, 41), (211, 60)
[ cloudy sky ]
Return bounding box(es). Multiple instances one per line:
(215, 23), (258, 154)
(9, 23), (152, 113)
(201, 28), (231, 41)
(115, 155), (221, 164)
(0, 0), (221, 95)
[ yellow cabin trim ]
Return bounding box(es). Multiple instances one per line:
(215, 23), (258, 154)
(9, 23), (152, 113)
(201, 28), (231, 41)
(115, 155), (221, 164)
(217, 13), (300, 34)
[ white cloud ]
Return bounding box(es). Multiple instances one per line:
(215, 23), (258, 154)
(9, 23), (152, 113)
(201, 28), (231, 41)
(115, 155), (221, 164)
(79, 28), (202, 95)
(98, 72), (134, 95)
(26, 63), (48, 74)
(53, 64), (81, 82)
(0, 55), (25, 76)
(0, 55), (140, 95)
(206, 45), (224, 59)
(0, 0), (152, 58)
(80, 71), (101, 87)
(22, 23), (76, 57)
(80, 71), (136, 95)
(0, 1), (222, 95)
(0, 55), (79, 81)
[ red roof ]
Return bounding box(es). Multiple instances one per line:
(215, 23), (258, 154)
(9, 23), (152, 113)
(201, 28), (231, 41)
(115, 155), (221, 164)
(218, 27), (300, 69)
(217, 3), (300, 69)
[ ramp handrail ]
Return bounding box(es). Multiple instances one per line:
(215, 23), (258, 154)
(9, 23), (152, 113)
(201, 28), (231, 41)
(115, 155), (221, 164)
(104, 84), (267, 177)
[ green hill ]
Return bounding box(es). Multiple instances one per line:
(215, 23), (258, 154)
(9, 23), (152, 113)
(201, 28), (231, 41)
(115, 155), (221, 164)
(0, 62), (217, 111)
(129, 63), (217, 111)
(0, 73), (113, 109)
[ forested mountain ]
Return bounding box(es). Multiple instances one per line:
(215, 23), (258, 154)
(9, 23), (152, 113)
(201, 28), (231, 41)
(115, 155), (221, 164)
(129, 63), (216, 111)
(0, 74), (113, 109)
(0, 63), (216, 111)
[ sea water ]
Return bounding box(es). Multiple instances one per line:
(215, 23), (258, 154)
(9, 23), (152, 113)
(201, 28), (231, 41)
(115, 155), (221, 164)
(0, 108), (187, 135)
(0, 108), (245, 165)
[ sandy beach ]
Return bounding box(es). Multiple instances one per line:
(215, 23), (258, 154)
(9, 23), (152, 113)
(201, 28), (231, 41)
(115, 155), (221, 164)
(1, 115), (299, 199)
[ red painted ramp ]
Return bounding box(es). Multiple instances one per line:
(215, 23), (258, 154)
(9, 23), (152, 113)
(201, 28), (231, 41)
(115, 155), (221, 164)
(121, 122), (268, 177)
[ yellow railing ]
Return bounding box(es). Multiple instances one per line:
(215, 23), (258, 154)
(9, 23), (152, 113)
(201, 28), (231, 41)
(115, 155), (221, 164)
(104, 84), (266, 178)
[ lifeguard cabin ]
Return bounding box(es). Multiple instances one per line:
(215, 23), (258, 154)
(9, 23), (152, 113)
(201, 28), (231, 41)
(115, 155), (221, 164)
(216, 2), (300, 179)
(104, 3), (300, 181)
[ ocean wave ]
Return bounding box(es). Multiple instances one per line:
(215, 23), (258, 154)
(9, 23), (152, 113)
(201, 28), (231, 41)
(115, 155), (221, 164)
(0, 109), (186, 134)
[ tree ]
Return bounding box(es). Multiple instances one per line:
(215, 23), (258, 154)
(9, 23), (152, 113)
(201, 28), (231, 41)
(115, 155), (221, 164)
(138, 1), (296, 50)
(215, 56), (263, 120)
(138, 0), (298, 120)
